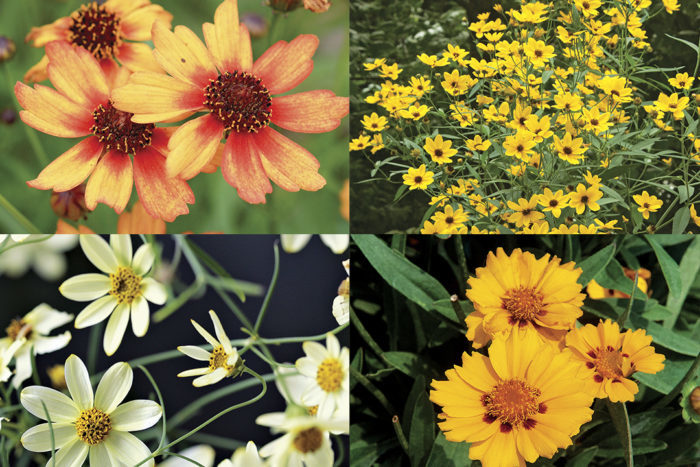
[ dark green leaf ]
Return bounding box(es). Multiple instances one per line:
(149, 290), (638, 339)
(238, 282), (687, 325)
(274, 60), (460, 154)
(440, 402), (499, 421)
(664, 237), (700, 329)
(635, 358), (693, 394)
(565, 446), (597, 467)
(426, 432), (471, 467)
(577, 242), (617, 287)
(629, 408), (676, 438)
(384, 351), (435, 378)
(589, 258), (637, 296)
(408, 388), (434, 467)
(596, 438), (667, 457)
(646, 236), (682, 297)
(671, 208), (690, 234)
(605, 400), (633, 465)
(629, 314), (700, 356)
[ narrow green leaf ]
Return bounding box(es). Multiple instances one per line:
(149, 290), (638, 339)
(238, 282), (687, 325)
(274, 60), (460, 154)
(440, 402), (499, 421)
(646, 237), (682, 297)
(596, 438), (667, 458)
(408, 389), (435, 467)
(352, 235), (455, 321)
(665, 34), (700, 53)
(635, 358), (693, 394)
(565, 446), (597, 467)
(426, 432), (471, 467)
(664, 237), (700, 329)
(384, 352), (435, 378)
(576, 242), (617, 286)
(589, 258), (637, 296)
(629, 314), (700, 356)
(671, 208), (690, 234)
(605, 400), (633, 467)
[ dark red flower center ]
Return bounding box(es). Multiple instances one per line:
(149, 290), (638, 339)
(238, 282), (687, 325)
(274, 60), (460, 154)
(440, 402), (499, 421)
(204, 71), (272, 133)
(69, 2), (122, 60)
(92, 102), (154, 154)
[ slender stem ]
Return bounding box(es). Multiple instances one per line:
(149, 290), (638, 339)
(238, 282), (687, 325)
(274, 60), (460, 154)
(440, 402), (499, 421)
(157, 452), (204, 467)
(253, 242), (280, 334)
(652, 351), (700, 409)
(136, 365), (167, 452)
(350, 308), (386, 361)
(259, 323), (348, 345)
(450, 294), (466, 323)
(453, 236), (469, 290)
(0, 193), (41, 234)
(617, 271), (638, 328)
(391, 415), (410, 456)
(350, 367), (395, 415)
(87, 322), (103, 375)
(40, 401), (56, 467)
(153, 280), (205, 323)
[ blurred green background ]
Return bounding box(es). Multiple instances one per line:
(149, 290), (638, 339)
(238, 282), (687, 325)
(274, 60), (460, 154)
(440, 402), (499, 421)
(0, 0), (349, 234)
(349, 0), (700, 233)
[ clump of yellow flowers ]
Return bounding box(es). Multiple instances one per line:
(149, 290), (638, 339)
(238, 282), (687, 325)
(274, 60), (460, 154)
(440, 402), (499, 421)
(352, 0), (700, 234)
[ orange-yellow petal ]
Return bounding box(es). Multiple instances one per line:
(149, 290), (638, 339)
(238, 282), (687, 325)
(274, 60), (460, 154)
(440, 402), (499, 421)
(85, 151), (133, 213)
(253, 35), (318, 95)
(202, 0), (252, 73)
(221, 131), (272, 204)
(166, 114), (223, 179)
(45, 41), (109, 110)
(28, 137), (104, 192)
(120, 4), (173, 41)
(152, 22), (217, 89)
(15, 82), (94, 138)
(116, 42), (164, 73)
(271, 91), (348, 133)
(25, 18), (71, 47)
(117, 201), (167, 234)
(23, 55), (51, 83)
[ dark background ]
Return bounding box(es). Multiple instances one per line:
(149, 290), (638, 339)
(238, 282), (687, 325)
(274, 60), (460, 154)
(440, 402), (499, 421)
(0, 235), (349, 464)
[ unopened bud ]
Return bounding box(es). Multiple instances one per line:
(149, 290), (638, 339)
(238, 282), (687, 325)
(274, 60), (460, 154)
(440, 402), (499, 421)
(242, 13), (268, 38)
(1, 108), (16, 125)
(0, 36), (15, 63)
(51, 184), (88, 221)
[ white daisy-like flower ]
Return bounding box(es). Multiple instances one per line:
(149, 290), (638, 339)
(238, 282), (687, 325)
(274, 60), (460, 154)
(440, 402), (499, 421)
(331, 260), (349, 326)
(0, 303), (73, 388)
(256, 411), (346, 467)
(177, 310), (244, 387)
(280, 235), (349, 254)
(218, 441), (265, 467)
(295, 333), (349, 420)
(0, 336), (25, 383)
(159, 445), (215, 467)
(0, 234), (31, 243)
(59, 235), (167, 356)
(0, 235), (77, 281)
(20, 354), (162, 466)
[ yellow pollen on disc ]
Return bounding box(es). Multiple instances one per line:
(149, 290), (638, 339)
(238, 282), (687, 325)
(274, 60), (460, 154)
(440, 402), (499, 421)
(594, 347), (624, 379)
(316, 358), (344, 393)
(292, 427), (323, 454)
(109, 266), (142, 304)
(75, 407), (111, 445)
(208, 345), (233, 372)
(483, 379), (541, 426)
(502, 287), (544, 322)
(5, 318), (29, 341)
(307, 405), (319, 416)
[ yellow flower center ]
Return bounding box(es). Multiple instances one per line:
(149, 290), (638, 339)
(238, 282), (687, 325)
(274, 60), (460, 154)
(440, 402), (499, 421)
(109, 266), (142, 304)
(292, 427), (323, 453)
(204, 71), (272, 133)
(502, 287), (544, 324)
(5, 318), (30, 341)
(75, 408), (111, 445)
(69, 2), (122, 60)
(316, 358), (344, 393)
(482, 379), (543, 431)
(592, 346), (624, 379)
(307, 405), (319, 416)
(208, 345), (233, 372)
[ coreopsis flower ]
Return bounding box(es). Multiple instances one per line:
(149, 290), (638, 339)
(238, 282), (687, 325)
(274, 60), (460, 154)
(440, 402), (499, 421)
(256, 411), (347, 466)
(537, 188), (569, 218)
(633, 190), (663, 219)
(430, 328), (594, 467)
(295, 333), (349, 419)
(117, 200), (167, 234)
(507, 196), (545, 227)
(654, 92), (689, 120)
(587, 267), (650, 299)
(332, 260), (349, 326)
(423, 134), (457, 164)
(159, 445), (216, 467)
(465, 248), (585, 348)
(403, 164), (434, 190)
(111, 0), (348, 204)
(669, 72), (694, 90)
(0, 235), (78, 281)
(568, 183), (603, 214)
(20, 354), (162, 465)
(15, 42), (195, 221)
(361, 112), (388, 132)
(59, 235), (167, 356)
(24, 0), (172, 82)
(281, 234), (349, 254)
(503, 130), (536, 161)
(177, 310), (244, 387)
(553, 132), (587, 164)
(565, 319), (665, 402)
(432, 205), (468, 233)
(1, 304), (73, 388)
(219, 441), (265, 467)
(662, 0), (680, 14)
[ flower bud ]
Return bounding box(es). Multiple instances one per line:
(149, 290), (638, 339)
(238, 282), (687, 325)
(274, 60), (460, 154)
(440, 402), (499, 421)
(304, 0), (331, 13)
(242, 13), (268, 38)
(1, 108), (16, 125)
(50, 184), (89, 221)
(0, 36), (15, 63)
(691, 387), (700, 415)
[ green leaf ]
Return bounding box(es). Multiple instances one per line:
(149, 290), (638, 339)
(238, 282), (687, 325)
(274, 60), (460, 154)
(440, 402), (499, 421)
(596, 438), (667, 457)
(408, 388), (434, 467)
(605, 400), (632, 465)
(646, 236), (682, 297)
(426, 432), (471, 467)
(665, 34), (700, 53)
(565, 446), (598, 467)
(629, 314), (700, 356)
(577, 242), (617, 286)
(590, 258), (637, 296)
(352, 234), (455, 321)
(384, 352), (435, 378)
(635, 358), (693, 394)
(629, 408), (676, 437)
(664, 237), (700, 329)
(671, 207), (690, 234)
(350, 424), (396, 466)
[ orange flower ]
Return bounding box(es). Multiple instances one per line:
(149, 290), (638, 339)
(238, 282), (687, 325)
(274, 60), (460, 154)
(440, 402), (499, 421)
(112, 0), (349, 204)
(16, 42), (194, 221)
(117, 200), (167, 233)
(24, 0), (171, 82)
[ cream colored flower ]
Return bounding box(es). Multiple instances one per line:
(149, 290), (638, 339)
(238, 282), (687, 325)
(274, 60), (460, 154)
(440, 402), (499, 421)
(257, 411), (346, 467)
(59, 235), (167, 356)
(295, 333), (349, 421)
(218, 441), (265, 467)
(280, 235), (349, 254)
(159, 445), (215, 467)
(0, 235), (77, 280)
(20, 354), (162, 466)
(0, 234), (31, 243)
(0, 303), (72, 387)
(332, 260), (349, 326)
(178, 310), (244, 387)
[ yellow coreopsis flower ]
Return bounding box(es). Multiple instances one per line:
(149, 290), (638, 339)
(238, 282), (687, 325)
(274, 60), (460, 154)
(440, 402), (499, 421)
(379, 63), (402, 80)
(512, 2), (549, 23)
(662, 0), (680, 14)
(523, 37), (555, 68)
(538, 188), (569, 217)
(566, 319), (665, 402)
(633, 191), (663, 219)
(431, 205), (468, 233)
(464, 248), (585, 348)
(569, 184), (603, 214)
(424, 135), (458, 164)
(465, 135), (492, 152)
(582, 107), (613, 134)
(363, 58), (386, 71)
(417, 53), (449, 68)
(503, 130), (536, 161)
(552, 132), (587, 164)
(654, 92), (689, 120)
(669, 72), (694, 90)
(441, 70), (476, 96)
(691, 205), (700, 227)
(360, 113), (388, 132)
(398, 104), (429, 120)
(349, 135), (371, 151)
(506, 196), (545, 227)
(403, 165), (434, 190)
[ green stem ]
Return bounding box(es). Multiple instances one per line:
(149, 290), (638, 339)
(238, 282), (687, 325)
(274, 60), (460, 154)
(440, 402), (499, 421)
(350, 367), (395, 415)
(392, 415), (410, 456)
(652, 351), (700, 409)
(136, 366), (167, 452)
(259, 323), (348, 345)
(253, 242), (280, 334)
(350, 308), (386, 361)
(0, 193), (41, 234)
(453, 236), (469, 289)
(450, 294), (466, 323)
(617, 271), (638, 328)
(153, 280), (205, 323)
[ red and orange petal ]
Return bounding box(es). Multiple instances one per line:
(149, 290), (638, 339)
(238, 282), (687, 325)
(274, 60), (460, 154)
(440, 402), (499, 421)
(117, 200), (167, 234)
(24, 0), (171, 82)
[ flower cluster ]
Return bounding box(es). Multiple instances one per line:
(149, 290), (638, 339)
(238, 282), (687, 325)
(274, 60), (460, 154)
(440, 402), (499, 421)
(353, 0), (699, 234)
(430, 248), (665, 466)
(16, 0), (348, 230)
